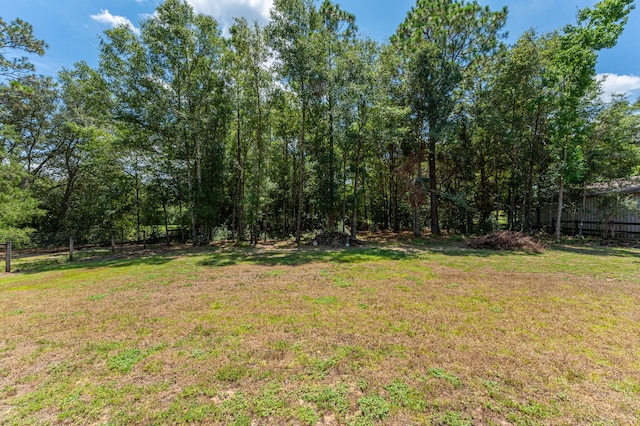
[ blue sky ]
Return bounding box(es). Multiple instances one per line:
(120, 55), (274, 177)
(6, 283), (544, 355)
(4, 0), (640, 99)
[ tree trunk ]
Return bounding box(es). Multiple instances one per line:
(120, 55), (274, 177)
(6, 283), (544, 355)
(413, 153), (422, 237)
(296, 82), (306, 249)
(579, 185), (587, 237)
(162, 190), (170, 246)
(254, 78), (264, 246)
(328, 95), (336, 230)
(58, 176), (76, 232)
(184, 134), (196, 244)
(342, 145), (348, 235)
(233, 105), (244, 241)
(351, 137), (363, 240)
(391, 149), (399, 233)
(523, 107), (543, 232)
(555, 142), (568, 241)
(179, 200), (185, 243)
(135, 172), (141, 243)
(428, 136), (440, 235)
(508, 176), (516, 230)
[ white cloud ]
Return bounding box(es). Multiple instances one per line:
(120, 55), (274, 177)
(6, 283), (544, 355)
(597, 73), (640, 101)
(186, 0), (273, 32)
(91, 9), (141, 35)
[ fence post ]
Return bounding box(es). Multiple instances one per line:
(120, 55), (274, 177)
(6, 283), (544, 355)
(69, 236), (74, 262)
(5, 242), (10, 273)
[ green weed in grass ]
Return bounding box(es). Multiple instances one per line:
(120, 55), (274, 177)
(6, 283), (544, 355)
(333, 277), (352, 288)
(263, 269), (285, 277)
(517, 400), (556, 418)
(304, 356), (338, 379)
(85, 340), (124, 354)
(384, 380), (416, 408)
(357, 394), (390, 422)
(107, 348), (145, 373)
(436, 411), (473, 426)
(88, 293), (107, 301)
(190, 349), (208, 360)
(312, 295), (339, 305)
(255, 383), (287, 417)
(611, 378), (640, 395)
(1, 384), (17, 399)
(429, 367), (462, 388)
(143, 358), (164, 373)
(158, 395), (217, 423)
(296, 405), (320, 425)
(215, 364), (248, 382)
(219, 391), (252, 425)
(301, 384), (350, 416)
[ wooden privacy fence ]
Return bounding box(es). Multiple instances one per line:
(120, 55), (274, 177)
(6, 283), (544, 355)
(1, 242), (11, 273)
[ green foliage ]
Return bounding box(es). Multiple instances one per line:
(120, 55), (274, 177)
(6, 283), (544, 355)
(99, 0), (229, 243)
(228, 18), (272, 243)
(584, 95), (640, 182)
(407, 44), (462, 138)
(0, 159), (43, 245)
(546, 0), (634, 239)
(0, 17), (47, 76)
(393, 0), (507, 235)
(1, 0), (638, 247)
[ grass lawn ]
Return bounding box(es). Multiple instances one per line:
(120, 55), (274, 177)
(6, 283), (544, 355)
(1, 237), (639, 425)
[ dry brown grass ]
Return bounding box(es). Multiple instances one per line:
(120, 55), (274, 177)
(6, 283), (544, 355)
(0, 241), (639, 425)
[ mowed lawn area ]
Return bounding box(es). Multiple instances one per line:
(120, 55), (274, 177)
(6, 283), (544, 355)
(1, 239), (639, 425)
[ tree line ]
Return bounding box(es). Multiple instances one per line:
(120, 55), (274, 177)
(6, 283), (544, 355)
(1, 0), (638, 247)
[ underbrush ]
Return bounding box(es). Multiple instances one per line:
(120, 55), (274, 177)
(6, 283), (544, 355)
(467, 230), (547, 253)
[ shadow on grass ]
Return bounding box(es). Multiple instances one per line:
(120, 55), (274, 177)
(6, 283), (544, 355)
(408, 233), (640, 259)
(551, 243), (640, 258)
(11, 245), (414, 274)
(10, 239), (637, 275)
(198, 246), (416, 267)
(385, 238), (542, 258)
(12, 249), (180, 274)
(422, 242), (640, 259)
